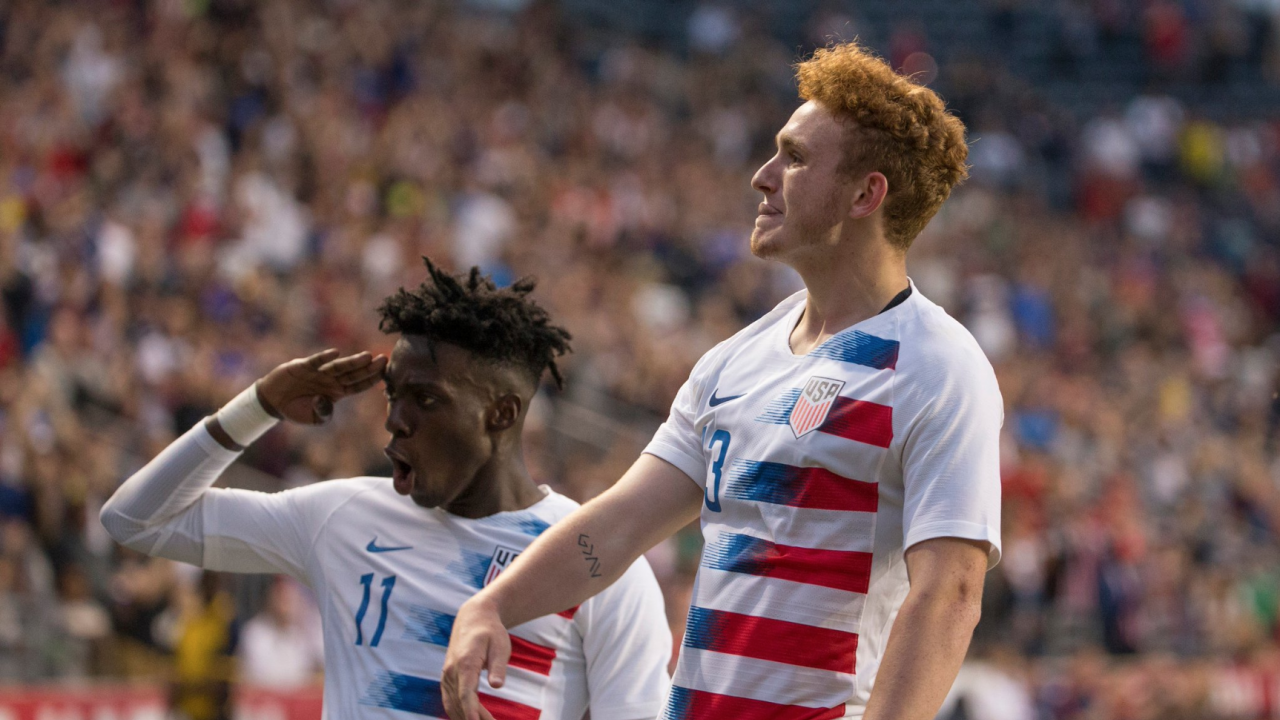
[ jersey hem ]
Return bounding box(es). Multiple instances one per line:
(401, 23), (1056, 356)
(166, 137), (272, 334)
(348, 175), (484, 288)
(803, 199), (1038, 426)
(904, 519), (1002, 568)
(642, 445), (705, 488)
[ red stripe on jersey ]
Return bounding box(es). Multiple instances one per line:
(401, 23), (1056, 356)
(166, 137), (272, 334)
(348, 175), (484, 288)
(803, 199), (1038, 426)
(478, 692), (540, 720)
(683, 607), (858, 673)
(556, 605), (579, 619)
(770, 543), (872, 594)
(507, 635), (556, 676)
(790, 467), (879, 512)
(820, 397), (893, 448)
(704, 534), (873, 595)
(665, 686), (846, 720)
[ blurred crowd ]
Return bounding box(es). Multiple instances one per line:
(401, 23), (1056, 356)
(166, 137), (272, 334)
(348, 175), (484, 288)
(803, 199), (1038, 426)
(2, 0), (1280, 718)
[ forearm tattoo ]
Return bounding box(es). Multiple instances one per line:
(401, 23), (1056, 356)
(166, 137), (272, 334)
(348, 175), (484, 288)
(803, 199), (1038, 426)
(577, 534), (603, 578)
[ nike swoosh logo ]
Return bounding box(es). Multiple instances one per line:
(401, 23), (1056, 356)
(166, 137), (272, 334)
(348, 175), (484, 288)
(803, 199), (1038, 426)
(708, 389), (745, 407)
(367, 538), (413, 553)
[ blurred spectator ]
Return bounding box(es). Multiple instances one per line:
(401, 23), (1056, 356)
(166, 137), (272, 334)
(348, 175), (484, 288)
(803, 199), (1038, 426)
(50, 562), (111, 678)
(170, 573), (235, 720)
(238, 577), (323, 690)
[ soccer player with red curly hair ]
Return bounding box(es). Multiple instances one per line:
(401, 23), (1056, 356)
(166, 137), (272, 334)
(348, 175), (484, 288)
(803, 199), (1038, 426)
(444, 40), (1001, 720)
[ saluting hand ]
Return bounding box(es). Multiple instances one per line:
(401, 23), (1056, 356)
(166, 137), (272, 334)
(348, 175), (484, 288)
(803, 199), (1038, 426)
(257, 349), (388, 425)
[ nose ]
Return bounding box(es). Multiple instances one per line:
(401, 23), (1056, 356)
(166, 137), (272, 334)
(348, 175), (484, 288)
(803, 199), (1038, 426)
(384, 401), (410, 437)
(752, 152), (782, 195)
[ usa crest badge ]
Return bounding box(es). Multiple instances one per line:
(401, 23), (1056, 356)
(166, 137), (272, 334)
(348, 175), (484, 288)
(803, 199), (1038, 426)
(484, 545), (522, 587)
(789, 376), (845, 438)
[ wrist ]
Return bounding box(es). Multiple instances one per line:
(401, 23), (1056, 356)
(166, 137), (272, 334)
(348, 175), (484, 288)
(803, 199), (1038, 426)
(254, 382), (283, 419)
(469, 589), (512, 627)
(215, 383), (280, 447)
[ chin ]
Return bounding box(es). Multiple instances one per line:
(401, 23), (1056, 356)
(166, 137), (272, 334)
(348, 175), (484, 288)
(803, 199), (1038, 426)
(408, 491), (441, 509)
(750, 228), (786, 259)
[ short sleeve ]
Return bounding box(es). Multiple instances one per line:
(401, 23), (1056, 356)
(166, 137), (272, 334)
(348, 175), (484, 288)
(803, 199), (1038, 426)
(578, 557), (672, 720)
(643, 356), (714, 488)
(900, 346), (1004, 567)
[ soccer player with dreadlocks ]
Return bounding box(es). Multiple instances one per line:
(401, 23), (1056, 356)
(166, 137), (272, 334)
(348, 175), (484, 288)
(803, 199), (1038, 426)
(100, 260), (672, 720)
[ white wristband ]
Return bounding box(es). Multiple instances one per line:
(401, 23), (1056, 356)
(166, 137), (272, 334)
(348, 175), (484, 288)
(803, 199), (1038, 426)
(215, 384), (279, 447)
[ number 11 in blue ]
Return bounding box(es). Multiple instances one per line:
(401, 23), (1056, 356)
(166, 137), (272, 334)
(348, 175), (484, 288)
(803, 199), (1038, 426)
(354, 573), (396, 647)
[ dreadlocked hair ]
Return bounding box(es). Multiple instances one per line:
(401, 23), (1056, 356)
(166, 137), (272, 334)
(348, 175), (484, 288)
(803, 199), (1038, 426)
(378, 258), (573, 388)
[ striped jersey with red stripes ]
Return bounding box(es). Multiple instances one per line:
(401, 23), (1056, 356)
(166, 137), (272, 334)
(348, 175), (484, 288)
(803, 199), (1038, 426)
(645, 285), (1004, 717)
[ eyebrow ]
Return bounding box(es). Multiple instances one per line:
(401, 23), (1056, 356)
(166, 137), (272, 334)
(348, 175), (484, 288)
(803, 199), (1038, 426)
(382, 375), (447, 395)
(777, 133), (805, 155)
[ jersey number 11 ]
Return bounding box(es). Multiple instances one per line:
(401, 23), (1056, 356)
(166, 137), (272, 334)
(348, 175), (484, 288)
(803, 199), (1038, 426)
(354, 573), (397, 647)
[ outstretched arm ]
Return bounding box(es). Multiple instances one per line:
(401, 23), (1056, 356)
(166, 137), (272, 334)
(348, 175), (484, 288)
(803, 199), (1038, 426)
(442, 454), (702, 720)
(99, 350), (386, 570)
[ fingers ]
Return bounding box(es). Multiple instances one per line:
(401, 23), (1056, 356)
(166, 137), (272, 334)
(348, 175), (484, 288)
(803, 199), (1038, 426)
(315, 351), (387, 396)
(317, 351), (378, 378)
(336, 354), (388, 390)
(486, 634), (509, 688)
(342, 365), (386, 395)
(304, 348), (341, 369)
(275, 350), (388, 426)
(442, 659), (485, 720)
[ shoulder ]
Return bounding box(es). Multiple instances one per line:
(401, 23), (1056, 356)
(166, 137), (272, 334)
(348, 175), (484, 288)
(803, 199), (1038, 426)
(893, 294), (1001, 416)
(534, 489), (581, 520)
(274, 476), (393, 516)
(896, 294), (996, 382)
(512, 488), (581, 527)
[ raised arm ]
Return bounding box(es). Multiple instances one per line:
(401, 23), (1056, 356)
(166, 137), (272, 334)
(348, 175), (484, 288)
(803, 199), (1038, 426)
(442, 454), (702, 720)
(99, 350), (386, 572)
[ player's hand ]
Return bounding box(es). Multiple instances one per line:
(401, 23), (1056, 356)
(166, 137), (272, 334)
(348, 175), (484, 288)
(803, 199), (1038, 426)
(256, 349), (388, 425)
(442, 595), (510, 720)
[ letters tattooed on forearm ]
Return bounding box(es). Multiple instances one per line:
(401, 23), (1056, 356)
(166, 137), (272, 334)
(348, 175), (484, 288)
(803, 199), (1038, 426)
(577, 534), (603, 578)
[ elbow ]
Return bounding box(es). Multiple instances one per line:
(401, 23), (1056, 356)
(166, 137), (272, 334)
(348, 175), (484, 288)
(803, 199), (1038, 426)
(910, 574), (985, 633)
(959, 591), (982, 633)
(950, 575), (984, 632)
(98, 489), (139, 546)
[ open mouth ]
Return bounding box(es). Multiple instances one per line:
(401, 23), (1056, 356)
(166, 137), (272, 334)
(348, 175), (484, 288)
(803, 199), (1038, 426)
(384, 448), (416, 496)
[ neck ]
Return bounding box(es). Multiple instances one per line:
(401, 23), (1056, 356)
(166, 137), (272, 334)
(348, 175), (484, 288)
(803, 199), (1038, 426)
(786, 232), (908, 355)
(441, 439), (544, 519)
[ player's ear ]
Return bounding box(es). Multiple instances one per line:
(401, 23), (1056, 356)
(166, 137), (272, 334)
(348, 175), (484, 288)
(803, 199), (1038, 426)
(848, 170), (888, 220)
(488, 394), (523, 432)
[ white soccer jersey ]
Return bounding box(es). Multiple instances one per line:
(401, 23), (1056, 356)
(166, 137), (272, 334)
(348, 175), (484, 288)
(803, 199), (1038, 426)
(101, 426), (671, 720)
(645, 282), (1002, 719)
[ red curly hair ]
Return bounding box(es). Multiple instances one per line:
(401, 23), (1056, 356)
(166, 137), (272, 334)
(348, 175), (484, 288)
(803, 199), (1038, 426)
(796, 42), (969, 250)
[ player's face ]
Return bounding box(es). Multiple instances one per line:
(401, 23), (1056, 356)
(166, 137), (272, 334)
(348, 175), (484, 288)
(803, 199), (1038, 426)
(382, 337), (497, 509)
(750, 100), (854, 260)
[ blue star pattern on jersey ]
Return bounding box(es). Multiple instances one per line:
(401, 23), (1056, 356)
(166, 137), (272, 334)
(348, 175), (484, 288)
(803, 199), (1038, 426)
(484, 515), (552, 536)
(722, 460), (804, 506)
(403, 605), (454, 646)
(701, 533), (773, 576)
(807, 330), (899, 370)
(360, 670), (447, 716)
(446, 548), (493, 589)
(756, 389), (802, 424)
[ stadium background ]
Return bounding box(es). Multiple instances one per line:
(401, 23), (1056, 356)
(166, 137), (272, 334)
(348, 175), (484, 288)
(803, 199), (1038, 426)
(1, 0), (1279, 717)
